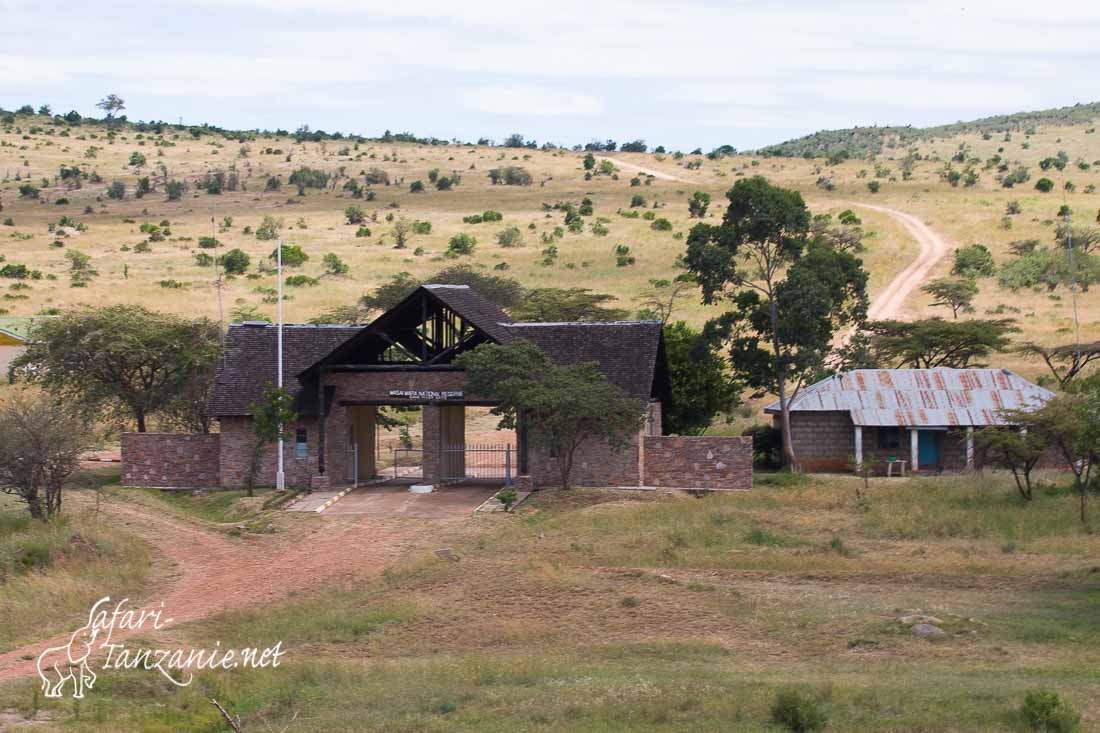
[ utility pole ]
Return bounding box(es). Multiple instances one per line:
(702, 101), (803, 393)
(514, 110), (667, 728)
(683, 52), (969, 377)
(276, 238), (285, 492)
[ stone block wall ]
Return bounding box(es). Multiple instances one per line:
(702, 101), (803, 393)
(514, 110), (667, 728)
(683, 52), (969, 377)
(788, 411), (859, 472)
(218, 416), (319, 489)
(121, 433), (221, 488)
(528, 435), (642, 488)
(643, 436), (753, 490)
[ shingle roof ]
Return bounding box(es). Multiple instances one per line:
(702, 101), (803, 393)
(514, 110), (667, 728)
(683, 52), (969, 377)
(502, 321), (663, 400)
(207, 324), (360, 416)
(764, 368), (1053, 427)
(208, 287), (665, 417)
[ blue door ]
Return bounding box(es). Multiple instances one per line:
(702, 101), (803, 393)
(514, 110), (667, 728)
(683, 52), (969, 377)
(917, 431), (940, 467)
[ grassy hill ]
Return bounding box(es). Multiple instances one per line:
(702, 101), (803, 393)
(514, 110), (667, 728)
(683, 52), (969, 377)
(758, 101), (1100, 159)
(1, 103), (1098, 393)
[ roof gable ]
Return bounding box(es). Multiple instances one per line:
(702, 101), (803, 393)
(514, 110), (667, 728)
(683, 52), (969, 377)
(765, 368), (1054, 426)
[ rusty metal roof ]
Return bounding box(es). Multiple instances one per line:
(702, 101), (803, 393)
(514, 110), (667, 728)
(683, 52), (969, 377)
(763, 369), (1053, 427)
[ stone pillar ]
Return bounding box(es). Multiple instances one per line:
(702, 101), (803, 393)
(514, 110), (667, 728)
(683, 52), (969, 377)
(421, 404), (442, 484)
(965, 426), (975, 470)
(910, 428), (920, 472)
(854, 425), (863, 467)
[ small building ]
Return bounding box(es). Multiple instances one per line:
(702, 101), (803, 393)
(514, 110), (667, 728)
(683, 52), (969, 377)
(765, 368), (1054, 473)
(0, 317), (32, 376)
(122, 285), (754, 491)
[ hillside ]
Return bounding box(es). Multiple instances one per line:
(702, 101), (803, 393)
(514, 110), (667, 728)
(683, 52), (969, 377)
(759, 101), (1100, 159)
(1, 103), (1098, 392)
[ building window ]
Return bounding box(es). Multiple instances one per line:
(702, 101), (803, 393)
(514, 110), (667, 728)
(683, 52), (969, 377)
(295, 428), (308, 459)
(876, 427), (901, 451)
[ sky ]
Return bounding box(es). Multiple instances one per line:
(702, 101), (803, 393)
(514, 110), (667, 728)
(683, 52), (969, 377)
(2, 0), (1099, 151)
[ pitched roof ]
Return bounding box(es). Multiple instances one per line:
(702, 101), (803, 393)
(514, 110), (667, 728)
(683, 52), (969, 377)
(422, 284), (514, 342)
(0, 316), (39, 342)
(501, 321), (663, 400)
(207, 324), (360, 416)
(764, 368), (1054, 427)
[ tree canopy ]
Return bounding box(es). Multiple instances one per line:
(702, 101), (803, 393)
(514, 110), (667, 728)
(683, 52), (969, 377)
(684, 176), (868, 468)
(862, 317), (1017, 369)
(661, 321), (739, 435)
(12, 305), (222, 432)
(455, 341), (644, 489)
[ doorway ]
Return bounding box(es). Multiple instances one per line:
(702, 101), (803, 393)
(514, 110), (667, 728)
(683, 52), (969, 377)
(345, 405), (377, 484)
(917, 430), (941, 468)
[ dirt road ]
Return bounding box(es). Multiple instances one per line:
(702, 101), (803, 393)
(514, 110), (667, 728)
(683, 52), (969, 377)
(853, 202), (954, 320)
(0, 497), (457, 684)
(599, 156), (688, 183)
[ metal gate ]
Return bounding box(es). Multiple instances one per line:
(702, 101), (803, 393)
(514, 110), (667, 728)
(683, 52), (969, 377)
(441, 444), (514, 484)
(390, 448), (424, 481)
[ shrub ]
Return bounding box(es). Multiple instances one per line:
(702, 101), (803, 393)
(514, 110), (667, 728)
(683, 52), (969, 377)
(952, 243), (995, 278)
(345, 204), (365, 224)
(497, 226), (523, 247)
(445, 233), (476, 257)
(322, 252), (349, 275)
(284, 274), (319, 287)
(688, 191), (711, 217)
(288, 166), (330, 191)
(1020, 690), (1080, 732)
(255, 215), (282, 241)
(614, 244), (635, 266)
(107, 181), (125, 199)
(355, 225), (372, 238)
(770, 689), (827, 733)
(650, 217), (672, 231)
(866, 180), (881, 193)
(128, 151), (146, 167)
(487, 166), (532, 186)
(269, 243), (308, 267)
(1035, 177), (1055, 193)
(409, 180), (425, 193)
(197, 236), (220, 249)
(630, 194), (646, 208)
(220, 248), (250, 275)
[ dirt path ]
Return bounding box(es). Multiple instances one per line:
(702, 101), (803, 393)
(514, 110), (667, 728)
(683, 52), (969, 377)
(854, 202), (954, 320)
(0, 498), (456, 684)
(599, 156), (688, 183)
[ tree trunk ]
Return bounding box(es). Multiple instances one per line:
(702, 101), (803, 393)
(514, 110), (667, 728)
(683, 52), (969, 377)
(136, 410), (147, 433)
(768, 296), (798, 471)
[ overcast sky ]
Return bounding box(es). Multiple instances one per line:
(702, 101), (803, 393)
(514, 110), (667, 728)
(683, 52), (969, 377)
(2, 0), (1098, 151)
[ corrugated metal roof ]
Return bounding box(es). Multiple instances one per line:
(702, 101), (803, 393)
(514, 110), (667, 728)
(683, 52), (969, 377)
(763, 369), (1054, 426)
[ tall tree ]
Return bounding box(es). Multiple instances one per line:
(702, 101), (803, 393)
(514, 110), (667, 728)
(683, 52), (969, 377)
(863, 318), (1017, 369)
(456, 341), (644, 489)
(12, 305), (222, 432)
(247, 385), (297, 497)
(1017, 340), (1100, 388)
(684, 176), (868, 469)
(662, 321), (739, 435)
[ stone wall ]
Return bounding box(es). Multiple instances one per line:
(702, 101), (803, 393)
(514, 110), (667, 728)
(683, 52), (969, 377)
(121, 433), (221, 488)
(527, 434), (642, 488)
(643, 436), (753, 490)
(218, 416), (320, 489)
(788, 411), (858, 472)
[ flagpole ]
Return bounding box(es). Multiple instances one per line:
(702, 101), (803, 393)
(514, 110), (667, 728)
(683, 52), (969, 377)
(276, 238), (285, 492)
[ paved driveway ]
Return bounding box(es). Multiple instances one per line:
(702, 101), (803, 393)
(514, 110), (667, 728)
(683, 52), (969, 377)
(322, 483), (500, 518)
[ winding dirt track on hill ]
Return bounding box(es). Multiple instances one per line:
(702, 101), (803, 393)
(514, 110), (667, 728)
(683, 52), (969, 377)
(851, 202), (954, 320)
(599, 156), (688, 183)
(0, 498), (452, 685)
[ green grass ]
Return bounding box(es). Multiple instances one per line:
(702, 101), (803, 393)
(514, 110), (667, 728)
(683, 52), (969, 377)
(3, 472), (1099, 730)
(122, 487), (277, 526)
(0, 494), (150, 652)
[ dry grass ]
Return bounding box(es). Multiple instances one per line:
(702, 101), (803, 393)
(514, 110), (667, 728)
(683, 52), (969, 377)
(2, 115), (1097, 387)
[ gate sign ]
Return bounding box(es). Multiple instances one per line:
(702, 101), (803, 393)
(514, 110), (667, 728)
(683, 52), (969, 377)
(389, 389), (464, 400)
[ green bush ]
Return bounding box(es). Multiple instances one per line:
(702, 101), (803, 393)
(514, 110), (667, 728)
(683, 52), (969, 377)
(220, 248), (250, 275)
(323, 253), (349, 275)
(255, 215), (282, 241)
(952, 243), (995, 278)
(409, 180), (425, 193)
(650, 217), (672, 231)
(496, 226), (523, 248)
(1020, 690), (1080, 732)
(285, 274), (319, 287)
(197, 236), (220, 249)
(770, 689), (828, 733)
(345, 204), (365, 224)
(1035, 177), (1055, 193)
(355, 225), (372, 238)
(270, 243), (308, 267)
(445, 233), (476, 257)
(107, 180), (125, 199)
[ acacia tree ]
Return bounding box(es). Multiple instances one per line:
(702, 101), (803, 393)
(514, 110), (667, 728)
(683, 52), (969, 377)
(921, 277), (977, 318)
(684, 176), (868, 469)
(0, 390), (88, 520)
(1017, 340), (1100, 388)
(456, 341), (645, 489)
(96, 94), (125, 125)
(12, 305), (222, 432)
(862, 318), (1017, 369)
(975, 424), (1046, 501)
